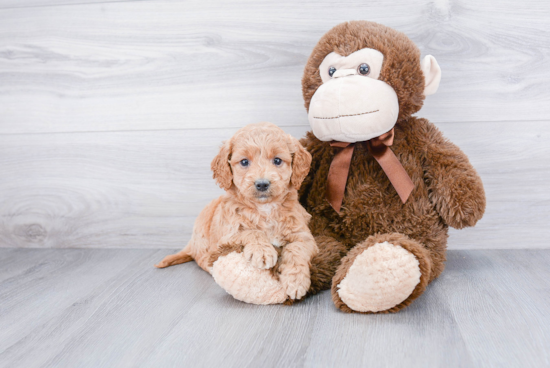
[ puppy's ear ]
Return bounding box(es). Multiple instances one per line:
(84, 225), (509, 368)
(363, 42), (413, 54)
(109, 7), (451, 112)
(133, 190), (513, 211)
(289, 135), (312, 190)
(211, 140), (233, 190)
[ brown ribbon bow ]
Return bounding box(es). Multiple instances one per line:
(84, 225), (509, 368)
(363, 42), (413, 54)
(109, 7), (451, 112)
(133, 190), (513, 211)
(326, 128), (414, 214)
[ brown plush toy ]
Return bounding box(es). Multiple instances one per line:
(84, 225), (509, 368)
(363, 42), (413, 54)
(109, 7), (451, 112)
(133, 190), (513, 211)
(299, 20), (486, 313)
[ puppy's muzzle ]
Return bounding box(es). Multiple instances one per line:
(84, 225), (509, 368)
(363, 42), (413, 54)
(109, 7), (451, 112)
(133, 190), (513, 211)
(255, 179), (270, 192)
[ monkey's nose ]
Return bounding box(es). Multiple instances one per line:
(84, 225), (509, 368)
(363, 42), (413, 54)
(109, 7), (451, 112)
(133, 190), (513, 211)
(255, 179), (270, 192)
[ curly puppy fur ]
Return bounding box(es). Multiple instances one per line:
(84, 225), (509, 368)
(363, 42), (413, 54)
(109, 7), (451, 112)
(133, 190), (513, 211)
(299, 21), (486, 312)
(156, 122), (318, 302)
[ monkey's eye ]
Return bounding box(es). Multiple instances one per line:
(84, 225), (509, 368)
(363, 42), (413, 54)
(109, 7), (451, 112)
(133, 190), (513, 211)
(358, 63), (370, 76)
(240, 159), (249, 167)
(328, 66), (337, 77)
(273, 157), (283, 166)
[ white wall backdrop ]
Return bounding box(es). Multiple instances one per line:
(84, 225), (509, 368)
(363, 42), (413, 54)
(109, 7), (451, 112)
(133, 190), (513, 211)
(0, 0), (548, 249)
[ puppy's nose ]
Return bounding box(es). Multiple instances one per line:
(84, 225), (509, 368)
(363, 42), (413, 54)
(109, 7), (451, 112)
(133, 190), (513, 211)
(255, 179), (270, 192)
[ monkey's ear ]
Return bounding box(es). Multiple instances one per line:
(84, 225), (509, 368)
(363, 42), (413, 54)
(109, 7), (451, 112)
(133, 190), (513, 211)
(211, 140), (233, 191)
(421, 55), (442, 96)
(289, 135), (312, 190)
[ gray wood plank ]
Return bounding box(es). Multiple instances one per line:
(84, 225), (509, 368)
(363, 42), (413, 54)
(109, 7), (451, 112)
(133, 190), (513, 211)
(0, 0), (549, 134)
(0, 0), (133, 10)
(0, 121), (548, 249)
(302, 279), (475, 368)
(0, 249), (159, 360)
(0, 248), (548, 368)
(0, 247), (58, 282)
(448, 200), (550, 250)
(433, 250), (550, 368)
(0, 250), (213, 368)
(140, 288), (323, 368)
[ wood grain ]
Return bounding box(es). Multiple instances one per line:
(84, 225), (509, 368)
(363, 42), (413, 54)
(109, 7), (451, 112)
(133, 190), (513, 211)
(0, 0), (549, 134)
(0, 0), (548, 251)
(0, 249), (159, 359)
(433, 250), (550, 367)
(0, 0), (132, 10)
(0, 121), (548, 249)
(0, 248), (548, 367)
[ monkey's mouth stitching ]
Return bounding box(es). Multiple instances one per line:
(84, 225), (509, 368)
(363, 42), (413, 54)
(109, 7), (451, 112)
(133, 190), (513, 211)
(313, 109), (379, 120)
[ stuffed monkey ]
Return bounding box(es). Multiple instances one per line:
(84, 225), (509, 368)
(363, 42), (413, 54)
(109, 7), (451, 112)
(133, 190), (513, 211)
(298, 20), (486, 313)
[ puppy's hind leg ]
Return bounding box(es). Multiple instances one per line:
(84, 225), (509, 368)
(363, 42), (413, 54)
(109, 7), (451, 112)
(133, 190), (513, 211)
(155, 248), (193, 268)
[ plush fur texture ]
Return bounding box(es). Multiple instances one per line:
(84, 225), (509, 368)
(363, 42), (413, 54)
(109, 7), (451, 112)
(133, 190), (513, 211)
(211, 252), (287, 305)
(330, 233), (432, 314)
(336, 241), (421, 313)
(156, 122), (318, 303)
(299, 21), (486, 313)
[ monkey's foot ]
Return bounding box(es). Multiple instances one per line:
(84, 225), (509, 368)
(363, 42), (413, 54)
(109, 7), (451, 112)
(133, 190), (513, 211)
(336, 242), (420, 312)
(332, 233), (432, 313)
(212, 252), (286, 305)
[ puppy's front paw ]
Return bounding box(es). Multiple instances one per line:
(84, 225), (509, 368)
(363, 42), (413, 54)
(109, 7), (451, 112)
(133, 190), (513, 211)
(243, 243), (278, 269)
(280, 271), (311, 300)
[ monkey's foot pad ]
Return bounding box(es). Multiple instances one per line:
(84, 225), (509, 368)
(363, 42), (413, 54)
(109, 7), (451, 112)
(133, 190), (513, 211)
(337, 241), (421, 312)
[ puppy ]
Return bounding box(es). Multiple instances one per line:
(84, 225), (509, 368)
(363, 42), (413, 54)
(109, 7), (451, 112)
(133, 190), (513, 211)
(156, 122), (318, 302)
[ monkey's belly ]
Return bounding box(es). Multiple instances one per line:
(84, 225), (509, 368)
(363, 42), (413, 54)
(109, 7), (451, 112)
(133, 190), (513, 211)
(335, 183), (445, 250)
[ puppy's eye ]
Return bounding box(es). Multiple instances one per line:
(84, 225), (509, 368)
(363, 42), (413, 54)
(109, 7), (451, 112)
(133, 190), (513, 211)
(240, 159), (249, 167)
(328, 66), (337, 77)
(273, 158), (283, 166)
(358, 63), (370, 76)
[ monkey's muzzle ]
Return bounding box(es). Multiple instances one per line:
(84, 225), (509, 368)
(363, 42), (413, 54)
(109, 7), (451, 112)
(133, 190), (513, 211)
(308, 75), (399, 143)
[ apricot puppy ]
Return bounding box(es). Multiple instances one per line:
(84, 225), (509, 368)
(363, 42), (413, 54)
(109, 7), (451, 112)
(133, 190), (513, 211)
(156, 122), (317, 303)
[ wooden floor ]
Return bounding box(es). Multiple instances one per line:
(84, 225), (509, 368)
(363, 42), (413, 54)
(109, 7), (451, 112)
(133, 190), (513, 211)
(0, 248), (548, 368)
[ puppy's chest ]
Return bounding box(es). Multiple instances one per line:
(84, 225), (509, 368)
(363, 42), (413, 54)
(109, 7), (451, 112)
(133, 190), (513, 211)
(256, 204), (286, 248)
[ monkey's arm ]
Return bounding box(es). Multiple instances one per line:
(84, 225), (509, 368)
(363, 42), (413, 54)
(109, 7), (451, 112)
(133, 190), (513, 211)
(419, 119), (486, 229)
